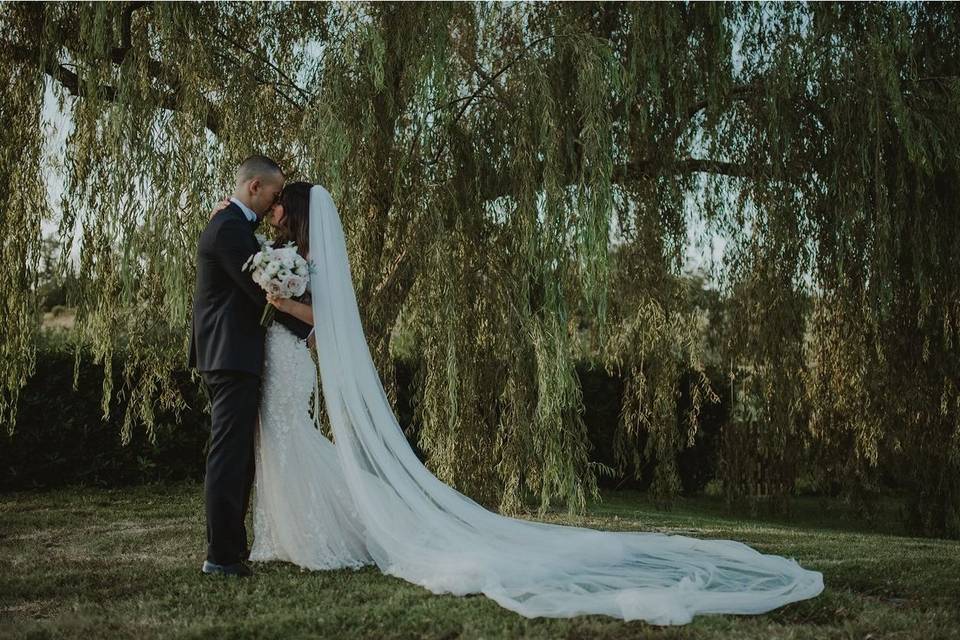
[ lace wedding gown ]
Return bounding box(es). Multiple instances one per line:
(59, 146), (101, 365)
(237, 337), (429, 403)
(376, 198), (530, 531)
(248, 185), (824, 625)
(249, 320), (372, 570)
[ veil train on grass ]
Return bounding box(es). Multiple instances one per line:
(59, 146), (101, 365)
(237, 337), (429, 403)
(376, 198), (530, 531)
(306, 184), (824, 625)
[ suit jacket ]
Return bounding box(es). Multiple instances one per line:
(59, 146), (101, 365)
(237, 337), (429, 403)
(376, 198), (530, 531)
(188, 202), (312, 376)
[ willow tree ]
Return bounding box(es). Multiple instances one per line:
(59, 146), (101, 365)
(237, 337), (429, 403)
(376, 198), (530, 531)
(2, 2), (958, 532)
(713, 5), (960, 536)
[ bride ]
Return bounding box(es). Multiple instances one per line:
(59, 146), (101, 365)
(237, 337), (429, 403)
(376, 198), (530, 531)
(245, 182), (823, 625)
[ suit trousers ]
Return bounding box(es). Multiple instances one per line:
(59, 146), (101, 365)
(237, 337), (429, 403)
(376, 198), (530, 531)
(201, 370), (261, 565)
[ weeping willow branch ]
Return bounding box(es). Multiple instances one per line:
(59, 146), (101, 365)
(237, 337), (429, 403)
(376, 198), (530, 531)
(210, 25), (311, 108)
(1, 2), (959, 532)
(431, 31), (575, 164)
(4, 27), (223, 135)
(43, 55), (223, 135)
(110, 1), (151, 64)
(478, 155), (763, 203)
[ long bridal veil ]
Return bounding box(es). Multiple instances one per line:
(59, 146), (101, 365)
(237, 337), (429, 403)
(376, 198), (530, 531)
(306, 185), (824, 625)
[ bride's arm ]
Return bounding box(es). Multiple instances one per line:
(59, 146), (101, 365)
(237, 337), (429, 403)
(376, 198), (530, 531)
(267, 294), (313, 327)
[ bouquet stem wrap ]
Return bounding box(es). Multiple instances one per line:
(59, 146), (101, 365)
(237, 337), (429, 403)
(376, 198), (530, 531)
(260, 304), (276, 327)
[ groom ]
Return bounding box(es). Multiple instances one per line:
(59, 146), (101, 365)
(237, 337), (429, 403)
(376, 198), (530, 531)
(188, 155), (312, 577)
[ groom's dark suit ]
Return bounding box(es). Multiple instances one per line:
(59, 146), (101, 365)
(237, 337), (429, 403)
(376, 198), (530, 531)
(188, 202), (311, 566)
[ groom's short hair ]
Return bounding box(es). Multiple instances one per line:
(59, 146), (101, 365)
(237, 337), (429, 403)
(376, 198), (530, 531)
(236, 155), (283, 185)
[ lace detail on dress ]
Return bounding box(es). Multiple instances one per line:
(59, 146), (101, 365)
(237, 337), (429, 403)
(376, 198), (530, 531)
(249, 323), (373, 570)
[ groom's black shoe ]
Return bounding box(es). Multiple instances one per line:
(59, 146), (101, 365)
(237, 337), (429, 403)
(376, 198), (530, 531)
(201, 560), (253, 577)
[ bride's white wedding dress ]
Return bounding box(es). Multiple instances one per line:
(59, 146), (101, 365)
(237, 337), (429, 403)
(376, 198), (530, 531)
(249, 185), (824, 625)
(249, 320), (372, 570)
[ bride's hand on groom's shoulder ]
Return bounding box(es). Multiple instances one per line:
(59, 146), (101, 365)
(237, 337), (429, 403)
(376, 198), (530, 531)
(209, 198), (231, 220)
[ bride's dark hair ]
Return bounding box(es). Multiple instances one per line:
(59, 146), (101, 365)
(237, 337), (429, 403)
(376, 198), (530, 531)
(276, 181), (313, 258)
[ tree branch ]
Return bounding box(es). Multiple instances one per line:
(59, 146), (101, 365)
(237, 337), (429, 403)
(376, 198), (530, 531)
(6, 42), (222, 136)
(618, 157), (760, 180)
(109, 2), (152, 65)
(477, 155), (761, 203)
(211, 26), (311, 108)
(470, 61), (516, 109)
(431, 32), (573, 163)
(211, 48), (304, 113)
(2, 4), (223, 135)
(107, 3), (182, 93)
(660, 82), (763, 144)
(45, 61), (106, 99)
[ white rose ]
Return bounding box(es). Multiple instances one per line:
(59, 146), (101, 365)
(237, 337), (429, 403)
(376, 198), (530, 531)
(290, 276), (306, 296)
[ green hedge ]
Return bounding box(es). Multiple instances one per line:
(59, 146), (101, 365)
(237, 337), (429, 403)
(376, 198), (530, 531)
(1, 341), (209, 489)
(1, 338), (727, 495)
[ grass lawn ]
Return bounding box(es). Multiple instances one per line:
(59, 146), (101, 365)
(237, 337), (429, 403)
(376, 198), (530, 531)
(2, 482), (959, 639)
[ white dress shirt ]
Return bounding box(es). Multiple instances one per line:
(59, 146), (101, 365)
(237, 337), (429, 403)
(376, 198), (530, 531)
(229, 197), (258, 223)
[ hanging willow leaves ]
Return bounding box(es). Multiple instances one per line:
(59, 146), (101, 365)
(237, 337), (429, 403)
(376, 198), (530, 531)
(1, 2), (958, 534)
(0, 23), (48, 432)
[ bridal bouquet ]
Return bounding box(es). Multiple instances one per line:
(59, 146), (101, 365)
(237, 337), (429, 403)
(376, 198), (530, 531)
(242, 234), (310, 326)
